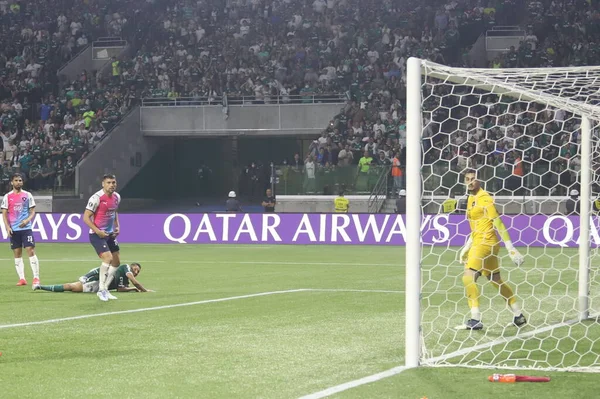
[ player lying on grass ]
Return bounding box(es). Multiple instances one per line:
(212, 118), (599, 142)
(457, 169), (527, 330)
(34, 263), (153, 293)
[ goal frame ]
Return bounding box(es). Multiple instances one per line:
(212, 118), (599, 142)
(404, 57), (593, 368)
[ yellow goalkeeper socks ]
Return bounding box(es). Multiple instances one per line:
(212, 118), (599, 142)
(493, 278), (522, 316)
(462, 274), (481, 320)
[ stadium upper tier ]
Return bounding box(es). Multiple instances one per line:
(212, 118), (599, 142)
(0, 0), (597, 194)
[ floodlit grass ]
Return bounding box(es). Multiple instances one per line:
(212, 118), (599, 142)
(0, 243), (598, 398)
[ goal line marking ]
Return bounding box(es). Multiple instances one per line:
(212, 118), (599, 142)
(297, 366), (409, 399)
(422, 315), (587, 365)
(297, 314), (596, 398)
(0, 289), (401, 330)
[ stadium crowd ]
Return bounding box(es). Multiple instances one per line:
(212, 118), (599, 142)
(0, 0), (156, 191)
(283, 0), (595, 196)
(0, 0), (593, 195)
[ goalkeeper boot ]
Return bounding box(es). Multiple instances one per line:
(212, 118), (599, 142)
(513, 314), (527, 328)
(465, 319), (484, 330)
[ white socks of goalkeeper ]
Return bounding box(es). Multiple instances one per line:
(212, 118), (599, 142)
(471, 304), (521, 321)
(29, 255), (39, 279)
(15, 257), (25, 280)
(510, 302), (522, 317)
(105, 266), (118, 290)
(471, 307), (481, 321)
(99, 262), (110, 291)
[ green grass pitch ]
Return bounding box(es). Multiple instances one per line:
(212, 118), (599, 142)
(0, 243), (598, 398)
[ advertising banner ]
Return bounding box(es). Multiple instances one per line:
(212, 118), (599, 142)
(1, 213), (597, 247)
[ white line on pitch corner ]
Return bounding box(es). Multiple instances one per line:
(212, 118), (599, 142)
(0, 289), (309, 330)
(297, 366), (410, 399)
(297, 314), (600, 398)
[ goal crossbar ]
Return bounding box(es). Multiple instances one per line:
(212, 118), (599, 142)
(422, 60), (600, 120)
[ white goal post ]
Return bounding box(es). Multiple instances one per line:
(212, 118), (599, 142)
(405, 57), (600, 372)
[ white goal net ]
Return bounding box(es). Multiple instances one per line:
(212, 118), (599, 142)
(405, 58), (600, 372)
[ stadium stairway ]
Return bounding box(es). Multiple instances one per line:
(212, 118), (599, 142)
(76, 107), (160, 198)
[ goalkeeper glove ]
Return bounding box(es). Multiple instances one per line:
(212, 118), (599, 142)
(505, 241), (524, 266)
(458, 236), (473, 265)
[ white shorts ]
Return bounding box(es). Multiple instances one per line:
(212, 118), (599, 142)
(82, 281), (100, 293)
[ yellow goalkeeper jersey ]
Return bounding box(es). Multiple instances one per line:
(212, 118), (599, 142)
(467, 188), (500, 246)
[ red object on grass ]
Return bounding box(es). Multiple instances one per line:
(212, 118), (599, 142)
(488, 374), (551, 383)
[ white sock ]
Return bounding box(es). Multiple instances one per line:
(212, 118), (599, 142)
(471, 307), (481, 321)
(99, 262), (110, 291)
(510, 302), (522, 317)
(29, 255), (40, 279)
(15, 257), (25, 280)
(105, 266), (118, 290)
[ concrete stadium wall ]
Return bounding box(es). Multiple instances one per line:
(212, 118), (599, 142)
(76, 107), (160, 198)
(140, 103), (344, 136)
(275, 195), (385, 213)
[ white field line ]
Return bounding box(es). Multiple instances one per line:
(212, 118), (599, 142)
(37, 243), (277, 249)
(428, 363), (600, 373)
(0, 258), (399, 266)
(0, 288), (401, 330)
(297, 366), (410, 399)
(0, 289), (308, 330)
(423, 314), (598, 366)
(306, 289), (403, 294)
(298, 313), (600, 398)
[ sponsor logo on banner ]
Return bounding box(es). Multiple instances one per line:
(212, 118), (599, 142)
(0, 213), (597, 247)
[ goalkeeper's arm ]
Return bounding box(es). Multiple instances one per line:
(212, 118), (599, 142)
(492, 217), (524, 266)
(458, 234), (473, 264)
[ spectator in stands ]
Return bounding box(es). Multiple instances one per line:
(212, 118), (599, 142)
(262, 189), (276, 213)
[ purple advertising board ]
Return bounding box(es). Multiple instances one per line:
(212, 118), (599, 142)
(2, 213), (599, 247)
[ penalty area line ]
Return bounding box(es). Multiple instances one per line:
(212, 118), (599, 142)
(0, 289), (309, 330)
(0, 288), (401, 330)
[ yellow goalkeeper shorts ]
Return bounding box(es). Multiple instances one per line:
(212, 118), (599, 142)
(466, 244), (500, 276)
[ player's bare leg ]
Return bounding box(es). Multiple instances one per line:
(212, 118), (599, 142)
(104, 250), (120, 300)
(26, 246), (40, 289)
(34, 282), (83, 292)
(97, 251), (113, 302)
(13, 247), (26, 286)
(458, 268), (483, 330)
(489, 272), (527, 327)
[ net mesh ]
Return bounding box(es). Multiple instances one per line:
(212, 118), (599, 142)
(418, 60), (600, 372)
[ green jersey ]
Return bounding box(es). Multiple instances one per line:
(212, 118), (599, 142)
(81, 264), (133, 290)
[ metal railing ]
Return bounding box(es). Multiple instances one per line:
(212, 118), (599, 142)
(422, 161), (579, 197)
(368, 166), (391, 213)
(92, 37), (127, 48)
(141, 93), (347, 107)
(274, 164), (390, 196)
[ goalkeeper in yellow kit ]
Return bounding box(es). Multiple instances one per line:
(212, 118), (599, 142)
(457, 170), (527, 330)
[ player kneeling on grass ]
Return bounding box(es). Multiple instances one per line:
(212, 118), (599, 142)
(34, 263), (153, 293)
(457, 169), (527, 331)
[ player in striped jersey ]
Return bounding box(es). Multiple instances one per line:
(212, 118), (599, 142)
(1, 173), (41, 288)
(83, 174), (122, 302)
